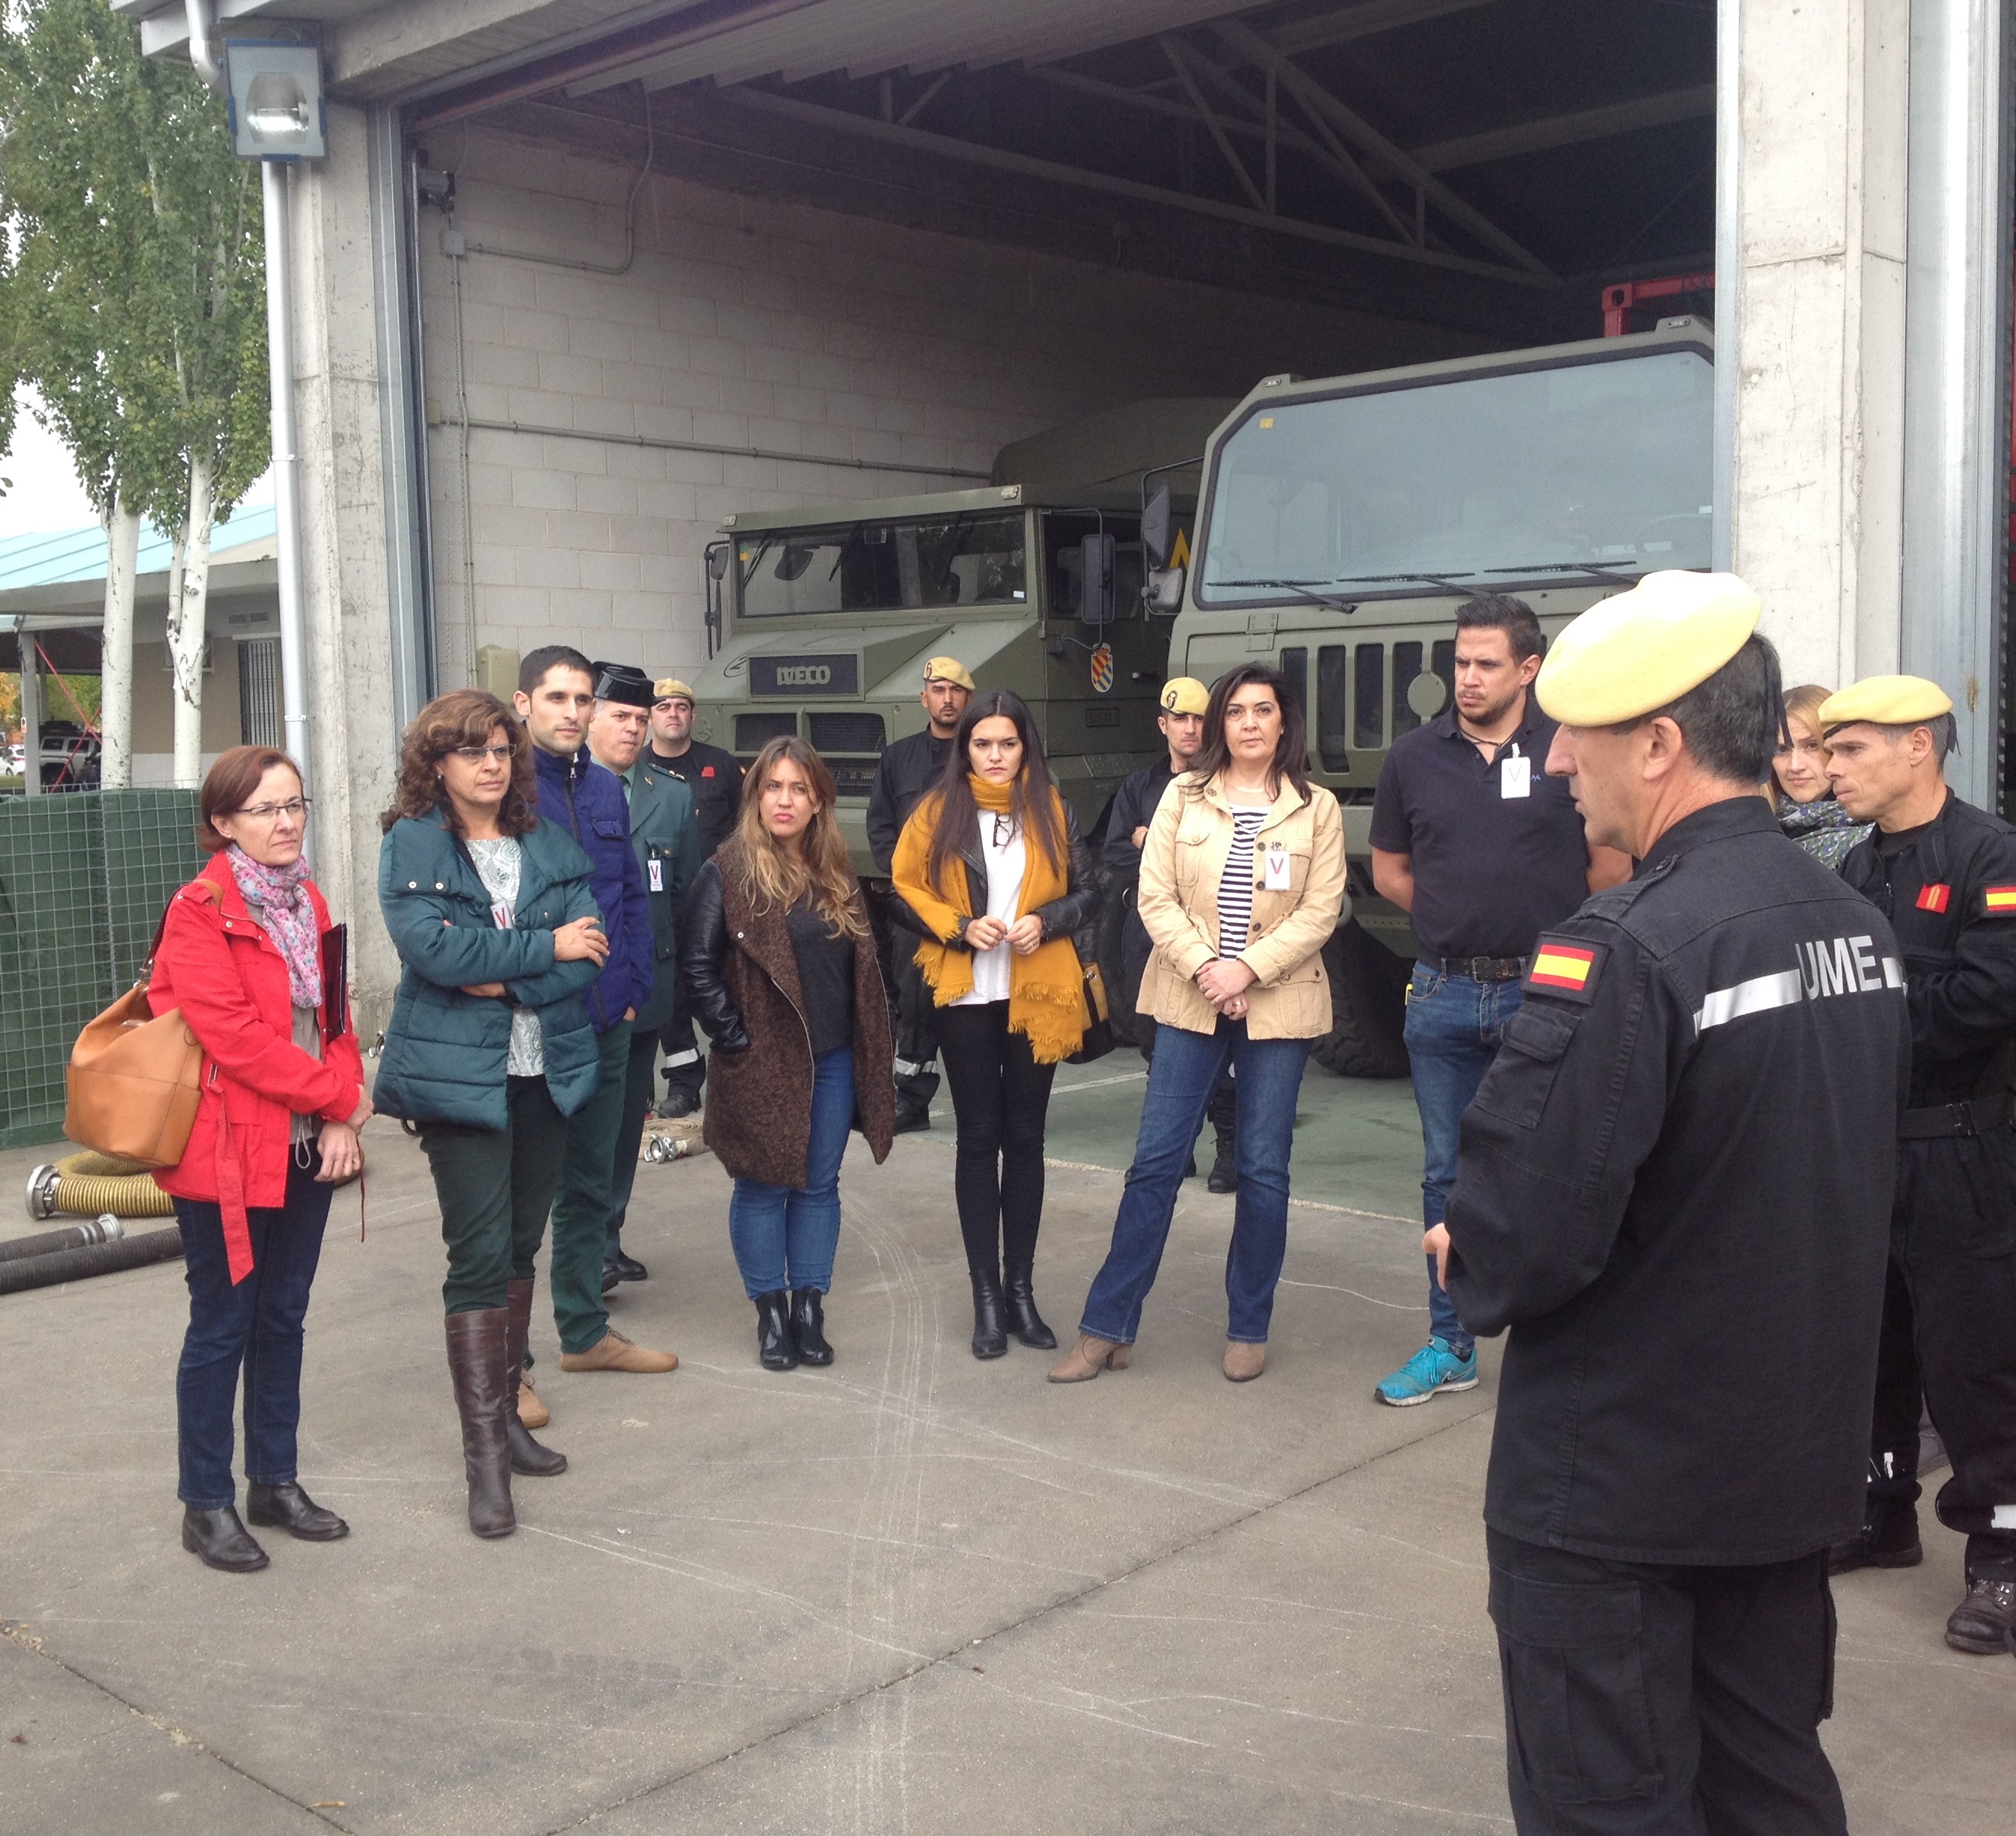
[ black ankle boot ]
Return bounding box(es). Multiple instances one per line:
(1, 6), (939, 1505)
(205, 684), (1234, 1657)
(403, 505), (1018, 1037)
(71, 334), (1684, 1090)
(245, 1481), (348, 1540)
(1828, 1496), (1922, 1574)
(181, 1504), (269, 1573)
(970, 1270), (1008, 1359)
(1002, 1261), (1057, 1350)
(756, 1291), (799, 1370)
(790, 1289), (834, 1366)
(1207, 1123), (1238, 1194)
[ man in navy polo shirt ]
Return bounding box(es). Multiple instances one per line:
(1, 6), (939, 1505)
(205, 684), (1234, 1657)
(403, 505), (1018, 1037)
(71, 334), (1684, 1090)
(1370, 595), (1630, 1405)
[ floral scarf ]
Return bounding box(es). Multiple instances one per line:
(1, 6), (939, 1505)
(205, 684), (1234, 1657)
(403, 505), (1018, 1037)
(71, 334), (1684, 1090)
(1778, 796), (1873, 872)
(226, 844), (324, 1010)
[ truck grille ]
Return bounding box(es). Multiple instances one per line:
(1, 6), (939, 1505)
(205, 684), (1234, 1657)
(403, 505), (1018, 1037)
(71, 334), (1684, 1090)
(807, 713), (886, 754)
(735, 713), (799, 752)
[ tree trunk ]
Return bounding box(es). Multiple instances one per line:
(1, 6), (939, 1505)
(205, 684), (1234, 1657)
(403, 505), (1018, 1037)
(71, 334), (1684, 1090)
(166, 454), (213, 789)
(98, 495), (140, 789)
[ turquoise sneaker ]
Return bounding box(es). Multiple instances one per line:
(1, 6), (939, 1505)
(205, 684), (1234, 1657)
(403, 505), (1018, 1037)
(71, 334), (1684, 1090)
(1374, 1337), (1479, 1407)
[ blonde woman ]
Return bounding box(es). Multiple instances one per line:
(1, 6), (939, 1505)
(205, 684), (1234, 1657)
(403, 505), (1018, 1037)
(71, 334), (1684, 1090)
(1772, 682), (1871, 869)
(680, 737), (894, 1369)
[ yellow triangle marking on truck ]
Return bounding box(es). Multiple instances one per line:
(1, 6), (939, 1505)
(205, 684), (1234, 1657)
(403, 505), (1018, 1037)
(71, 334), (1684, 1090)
(1168, 528), (1191, 570)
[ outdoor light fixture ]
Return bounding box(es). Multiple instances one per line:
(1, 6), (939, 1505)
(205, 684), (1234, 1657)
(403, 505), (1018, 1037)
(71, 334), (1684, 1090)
(225, 41), (326, 161)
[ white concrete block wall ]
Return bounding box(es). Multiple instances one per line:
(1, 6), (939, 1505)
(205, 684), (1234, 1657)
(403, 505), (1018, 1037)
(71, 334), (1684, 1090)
(418, 124), (1480, 688)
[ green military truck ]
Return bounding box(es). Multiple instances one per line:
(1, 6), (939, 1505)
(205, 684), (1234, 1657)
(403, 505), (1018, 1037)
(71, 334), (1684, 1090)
(692, 317), (1713, 1074)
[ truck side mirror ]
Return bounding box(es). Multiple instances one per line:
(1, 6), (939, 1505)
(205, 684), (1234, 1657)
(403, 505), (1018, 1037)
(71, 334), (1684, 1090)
(1141, 483), (1172, 570)
(705, 543), (730, 581)
(1079, 532), (1115, 627)
(1144, 567), (1184, 615)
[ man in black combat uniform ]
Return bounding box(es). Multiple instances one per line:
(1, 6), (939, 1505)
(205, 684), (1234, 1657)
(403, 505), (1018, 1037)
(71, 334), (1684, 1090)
(866, 655), (973, 1132)
(1823, 675), (2016, 1656)
(1433, 572), (1909, 1835)
(643, 676), (743, 1117)
(1103, 676), (1237, 1188)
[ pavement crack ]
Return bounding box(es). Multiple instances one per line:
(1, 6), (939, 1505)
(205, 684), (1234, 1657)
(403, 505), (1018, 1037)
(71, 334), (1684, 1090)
(1, 1618), (353, 1830)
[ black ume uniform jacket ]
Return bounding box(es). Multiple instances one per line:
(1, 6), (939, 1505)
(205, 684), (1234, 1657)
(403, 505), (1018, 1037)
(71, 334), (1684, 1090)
(1445, 797), (1910, 1566)
(1837, 791), (2016, 1106)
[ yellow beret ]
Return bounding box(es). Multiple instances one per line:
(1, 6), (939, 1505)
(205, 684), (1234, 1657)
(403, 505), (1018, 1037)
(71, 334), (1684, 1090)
(1817, 675), (1953, 734)
(652, 678), (695, 703)
(922, 655), (975, 691)
(1158, 676), (1210, 717)
(1536, 571), (1762, 726)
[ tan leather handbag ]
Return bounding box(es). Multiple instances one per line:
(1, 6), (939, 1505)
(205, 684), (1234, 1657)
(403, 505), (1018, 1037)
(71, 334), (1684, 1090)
(63, 890), (213, 1169)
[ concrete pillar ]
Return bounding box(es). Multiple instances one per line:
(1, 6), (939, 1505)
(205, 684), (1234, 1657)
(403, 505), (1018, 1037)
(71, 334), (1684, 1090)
(289, 101), (406, 1039)
(1720, 0), (1911, 694)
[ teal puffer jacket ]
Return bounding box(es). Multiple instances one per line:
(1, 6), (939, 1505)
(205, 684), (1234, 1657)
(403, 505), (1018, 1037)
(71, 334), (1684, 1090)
(375, 811), (606, 1128)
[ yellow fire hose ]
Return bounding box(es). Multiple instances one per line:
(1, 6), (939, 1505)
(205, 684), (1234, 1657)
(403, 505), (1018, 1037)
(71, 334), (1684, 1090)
(25, 1152), (176, 1221)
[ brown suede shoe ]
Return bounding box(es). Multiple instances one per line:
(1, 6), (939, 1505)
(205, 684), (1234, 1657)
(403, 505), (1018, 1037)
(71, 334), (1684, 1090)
(559, 1330), (677, 1374)
(1223, 1341), (1266, 1383)
(516, 1373), (550, 1430)
(1047, 1333), (1133, 1383)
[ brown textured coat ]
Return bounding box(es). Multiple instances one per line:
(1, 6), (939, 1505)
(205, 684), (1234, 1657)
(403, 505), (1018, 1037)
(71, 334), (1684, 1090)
(698, 839), (894, 1188)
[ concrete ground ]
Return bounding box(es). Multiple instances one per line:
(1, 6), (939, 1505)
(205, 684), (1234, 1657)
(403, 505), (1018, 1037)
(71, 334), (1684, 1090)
(1, 1051), (2009, 1835)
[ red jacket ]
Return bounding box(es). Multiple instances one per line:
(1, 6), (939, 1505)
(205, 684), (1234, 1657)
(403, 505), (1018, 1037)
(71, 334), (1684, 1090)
(151, 854), (364, 1281)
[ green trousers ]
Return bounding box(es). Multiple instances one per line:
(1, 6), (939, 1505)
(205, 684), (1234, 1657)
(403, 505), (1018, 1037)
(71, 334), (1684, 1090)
(419, 1075), (569, 1316)
(549, 1020), (632, 1353)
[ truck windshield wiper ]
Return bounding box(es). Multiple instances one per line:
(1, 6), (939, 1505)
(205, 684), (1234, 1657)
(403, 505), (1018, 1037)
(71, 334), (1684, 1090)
(1484, 560), (1646, 589)
(1213, 578), (1358, 612)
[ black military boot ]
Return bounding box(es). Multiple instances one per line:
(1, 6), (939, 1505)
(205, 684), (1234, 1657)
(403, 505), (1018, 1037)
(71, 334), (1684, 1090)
(1206, 1122), (1238, 1194)
(1827, 1496), (1922, 1574)
(1945, 1571), (2016, 1654)
(755, 1291), (799, 1371)
(970, 1269), (1008, 1359)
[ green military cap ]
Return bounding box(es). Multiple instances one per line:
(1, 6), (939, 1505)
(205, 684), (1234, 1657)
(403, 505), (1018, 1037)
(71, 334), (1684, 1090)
(1817, 675), (1953, 735)
(1536, 570), (1762, 727)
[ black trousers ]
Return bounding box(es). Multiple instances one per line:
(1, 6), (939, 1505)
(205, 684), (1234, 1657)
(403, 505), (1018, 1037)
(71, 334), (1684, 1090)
(937, 1000), (1055, 1277)
(1487, 1530), (1844, 1836)
(1865, 1256), (1924, 1510)
(891, 951), (942, 1111)
(1889, 1129), (2016, 1577)
(659, 976), (706, 1102)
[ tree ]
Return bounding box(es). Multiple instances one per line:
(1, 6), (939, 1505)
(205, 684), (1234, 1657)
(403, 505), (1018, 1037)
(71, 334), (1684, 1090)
(0, 0), (266, 786)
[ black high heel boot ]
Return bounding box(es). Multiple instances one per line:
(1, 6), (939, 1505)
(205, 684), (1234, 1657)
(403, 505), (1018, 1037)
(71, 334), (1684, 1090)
(1002, 1261), (1057, 1350)
(970, 1269), (1009, 1359)
(790, 1289), (834, 1366)
(756, 1291), (799, 1370)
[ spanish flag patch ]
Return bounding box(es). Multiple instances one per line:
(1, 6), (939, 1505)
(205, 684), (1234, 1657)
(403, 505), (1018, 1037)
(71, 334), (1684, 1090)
(1526, 935), (1606, 1004)
(1981, 885), (2016, 916)
(1916, 882), (1952, 913)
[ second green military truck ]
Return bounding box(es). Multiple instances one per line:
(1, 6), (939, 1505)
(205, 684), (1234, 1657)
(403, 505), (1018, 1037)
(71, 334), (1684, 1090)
(692, 316), (1714, 1074)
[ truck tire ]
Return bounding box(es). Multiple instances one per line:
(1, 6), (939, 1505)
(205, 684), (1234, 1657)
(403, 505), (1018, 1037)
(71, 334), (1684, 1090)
(1311, 920), (1411, 1079)
(1096, 870), (1146, 1049)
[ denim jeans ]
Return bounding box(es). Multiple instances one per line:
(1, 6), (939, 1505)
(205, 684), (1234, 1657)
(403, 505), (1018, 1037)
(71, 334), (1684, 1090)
(1079, 1017), (1313, 1344)
(1404, 964), (1525, 1356)
(174, 1157), (334, 1510)
(728, 1047), (855, 1297)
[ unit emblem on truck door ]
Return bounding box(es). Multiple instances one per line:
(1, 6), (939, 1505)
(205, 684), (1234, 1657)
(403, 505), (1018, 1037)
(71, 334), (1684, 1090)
(1091, 643), (1114, 694)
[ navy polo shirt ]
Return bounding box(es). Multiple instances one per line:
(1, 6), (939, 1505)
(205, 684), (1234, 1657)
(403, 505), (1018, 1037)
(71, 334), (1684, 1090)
(1368, 700), (1591, 962)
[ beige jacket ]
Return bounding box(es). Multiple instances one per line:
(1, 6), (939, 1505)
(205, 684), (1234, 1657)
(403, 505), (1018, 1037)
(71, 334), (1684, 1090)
(1135, 773), (1348, 1039)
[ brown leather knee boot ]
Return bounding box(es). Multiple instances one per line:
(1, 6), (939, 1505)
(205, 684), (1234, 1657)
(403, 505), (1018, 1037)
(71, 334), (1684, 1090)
(444, 1309), (515, 1538)
(504, 1279), (568, 1478)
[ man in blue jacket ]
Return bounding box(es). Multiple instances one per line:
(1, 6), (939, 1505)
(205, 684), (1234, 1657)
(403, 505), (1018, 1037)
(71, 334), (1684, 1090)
(514, 645), (675, 1377)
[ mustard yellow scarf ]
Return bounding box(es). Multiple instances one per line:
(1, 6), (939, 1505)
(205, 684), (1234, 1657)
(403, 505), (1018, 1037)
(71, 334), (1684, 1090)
(890, 776), (1085, 1064)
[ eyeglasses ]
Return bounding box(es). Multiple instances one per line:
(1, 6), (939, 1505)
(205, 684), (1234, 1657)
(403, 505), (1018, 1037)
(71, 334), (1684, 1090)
(450, 744), (515, 763)
(992, 814), (1017, 848)
(234, 798), (311, 823)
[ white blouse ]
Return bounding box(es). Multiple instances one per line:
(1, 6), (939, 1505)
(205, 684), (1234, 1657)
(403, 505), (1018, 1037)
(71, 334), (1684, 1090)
(954, 815), (1028, 1007)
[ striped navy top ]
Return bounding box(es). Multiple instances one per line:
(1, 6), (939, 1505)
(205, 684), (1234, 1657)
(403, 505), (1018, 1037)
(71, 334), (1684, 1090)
(1217, 807), (1269, 957)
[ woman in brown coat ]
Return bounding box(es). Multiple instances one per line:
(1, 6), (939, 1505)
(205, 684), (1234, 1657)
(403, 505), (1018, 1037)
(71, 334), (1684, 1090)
(680, 737), (894, 1369)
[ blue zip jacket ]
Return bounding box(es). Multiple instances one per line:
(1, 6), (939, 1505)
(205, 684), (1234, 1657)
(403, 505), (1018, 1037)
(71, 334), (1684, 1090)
(528, 744), (654, 1031)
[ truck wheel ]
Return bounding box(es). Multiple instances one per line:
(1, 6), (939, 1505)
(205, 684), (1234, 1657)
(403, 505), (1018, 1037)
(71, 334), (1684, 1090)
(1311, 920), (1411, 1079)
(1096, 872), (1145, 1049)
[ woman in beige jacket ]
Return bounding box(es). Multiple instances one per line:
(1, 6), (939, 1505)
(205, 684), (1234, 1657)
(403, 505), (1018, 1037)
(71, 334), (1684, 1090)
(1053, 664), (1347, 1384)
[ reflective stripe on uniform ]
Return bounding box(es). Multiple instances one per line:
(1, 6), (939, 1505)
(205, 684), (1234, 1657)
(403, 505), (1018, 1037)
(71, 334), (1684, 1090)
(1695, 969), (1802, 1034)
(1695, 949), (1905, 1034)
(893, 1056), (935, 1077)
(663, 1048), (701, 1067)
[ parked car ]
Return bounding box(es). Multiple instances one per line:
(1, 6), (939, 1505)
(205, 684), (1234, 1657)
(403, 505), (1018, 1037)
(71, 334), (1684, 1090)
(36, 722), (100, 791)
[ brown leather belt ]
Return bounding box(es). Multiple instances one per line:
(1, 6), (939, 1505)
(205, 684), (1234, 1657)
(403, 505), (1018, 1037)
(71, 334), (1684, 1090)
(1439, 955), (1529, 982)
(1898, 1092), (2014, 1139)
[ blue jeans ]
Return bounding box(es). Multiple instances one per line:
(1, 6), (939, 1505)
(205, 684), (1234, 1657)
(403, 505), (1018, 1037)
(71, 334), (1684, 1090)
(728, 1047), (855, 1297)
(174, 1157), (334, 1510)
(1404, 964), (1525, 1356)
(1080, 1018), (1313, 1344)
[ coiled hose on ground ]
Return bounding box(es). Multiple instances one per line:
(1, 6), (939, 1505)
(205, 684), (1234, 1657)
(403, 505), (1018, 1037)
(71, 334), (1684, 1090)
(26, 1153), (176, 1221)
(3, 1151), (184, 1296)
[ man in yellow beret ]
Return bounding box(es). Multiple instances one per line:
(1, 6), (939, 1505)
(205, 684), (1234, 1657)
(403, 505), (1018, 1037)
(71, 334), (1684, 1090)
(643, 675), (745, 1117)
(1431, 572), (1909, 1833)
(1100, 678), (1236, 1187)
(1823, 673), (2016, 1654)
(866, 656), (977, 1130)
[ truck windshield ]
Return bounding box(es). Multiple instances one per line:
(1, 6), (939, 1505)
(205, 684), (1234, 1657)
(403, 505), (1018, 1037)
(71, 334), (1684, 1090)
(737, 512), (1027, 617)
(1197, 348), (1713, 603)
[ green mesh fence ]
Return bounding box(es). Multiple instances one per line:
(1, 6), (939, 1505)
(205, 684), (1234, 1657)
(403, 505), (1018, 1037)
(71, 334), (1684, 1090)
(0, 790), (204, 1149)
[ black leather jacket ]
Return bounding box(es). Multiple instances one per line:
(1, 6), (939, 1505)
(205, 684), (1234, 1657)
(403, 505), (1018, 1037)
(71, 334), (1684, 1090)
(895, 801), (1100, 956)
(679, 860), (753, 1054)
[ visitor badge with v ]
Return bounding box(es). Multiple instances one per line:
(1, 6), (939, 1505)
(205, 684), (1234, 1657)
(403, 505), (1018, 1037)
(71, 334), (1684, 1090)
(1263, 842), (1292, 890)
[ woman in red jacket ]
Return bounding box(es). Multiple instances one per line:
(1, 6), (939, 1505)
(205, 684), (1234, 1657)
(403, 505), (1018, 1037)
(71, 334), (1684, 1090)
(150, 746), (371, 1573)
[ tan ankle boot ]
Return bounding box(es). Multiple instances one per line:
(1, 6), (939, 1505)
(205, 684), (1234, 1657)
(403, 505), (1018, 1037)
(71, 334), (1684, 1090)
(1223, 1341), (1266, 1383)
(559, 1329), (677, 1374)
(516, 1372), (550, 1430)
(1048, 1332), (1131, 1383)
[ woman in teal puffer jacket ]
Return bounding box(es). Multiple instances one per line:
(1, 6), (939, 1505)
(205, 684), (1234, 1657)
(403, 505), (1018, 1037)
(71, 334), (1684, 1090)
(376, 688), (609, 1540)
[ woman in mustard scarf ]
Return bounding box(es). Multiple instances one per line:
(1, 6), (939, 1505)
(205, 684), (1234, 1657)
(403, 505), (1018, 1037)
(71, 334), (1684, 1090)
(892, 690), (1098, 1358)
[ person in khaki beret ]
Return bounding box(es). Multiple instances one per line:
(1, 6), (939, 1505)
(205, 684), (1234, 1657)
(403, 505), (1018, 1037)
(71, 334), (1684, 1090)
(1435, 572), (1909, 1835)
(1823, 673), (2016, 1656)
